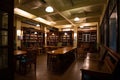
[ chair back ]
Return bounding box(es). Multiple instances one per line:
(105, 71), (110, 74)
(27, 49), (37, 64)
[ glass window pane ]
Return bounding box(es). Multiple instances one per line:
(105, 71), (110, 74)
(0, 31), (8, 46)
(2, 12), (8, 29)
(109, 7), (117, 51)
(0, 48), (8, 69)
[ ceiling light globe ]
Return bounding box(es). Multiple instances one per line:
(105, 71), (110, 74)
(45, 6), (54, 13)
(80, 26), (84, 28)
(74, 17), (80, 22)
(36, 24), (40, 27)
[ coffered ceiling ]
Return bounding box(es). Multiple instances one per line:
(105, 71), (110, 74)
(14, 0), (108, 30)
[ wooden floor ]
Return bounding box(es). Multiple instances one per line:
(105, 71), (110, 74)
(15, 53), (84, 80)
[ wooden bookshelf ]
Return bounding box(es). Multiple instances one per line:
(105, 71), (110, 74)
(90, 32), (97, 42)
(47, 32), (59, 46)
(46, 31), (73, 46)
(37, 32), (44, 47)
(60, 31), (73, 46)
(21, 27), (44, 48)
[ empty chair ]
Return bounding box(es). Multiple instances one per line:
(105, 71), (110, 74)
(19, 49), (37, 74)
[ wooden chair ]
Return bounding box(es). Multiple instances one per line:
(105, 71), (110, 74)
(77, 47), (86, 58)
(19, 49), (37, 74)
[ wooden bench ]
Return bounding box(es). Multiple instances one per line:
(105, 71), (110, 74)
(85, 45), (107, 60)
(80, 46), (120, 80)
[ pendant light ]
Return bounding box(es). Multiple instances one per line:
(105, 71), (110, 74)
(45, 6), (54, 13)
(74, 17), (80, 22)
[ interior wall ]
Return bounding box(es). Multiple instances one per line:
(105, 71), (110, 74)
(73, 26), (77, 47)
(15, 17), (21, 48)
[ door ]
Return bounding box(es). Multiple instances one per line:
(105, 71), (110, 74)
(82, 34), (90, 42)
(0, 9), (14, 80)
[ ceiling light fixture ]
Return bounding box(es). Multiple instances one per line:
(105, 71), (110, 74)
(80, 26), (84, 28)
(45, 6), (54, 13)
(74, 17), (80, 22)
(36, 24), (40, 27)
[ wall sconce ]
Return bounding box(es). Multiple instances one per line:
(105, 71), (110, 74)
(45, 33), (47, 37)
(17, 30), (23, 40)
(52, 33), (55, 35)
(34, 32), (37, 34)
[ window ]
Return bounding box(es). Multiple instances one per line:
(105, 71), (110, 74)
(82, 34), (90, 42)
(0, 10), (8, 69)
(109, 6), (117, 51)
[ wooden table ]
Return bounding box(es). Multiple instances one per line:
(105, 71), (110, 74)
(47, 47), (76, 73)
(47, 47), (76, 54)
(44, 46), (63, 53)
(14, 50), (27, 56)
(14, 50), (27, 72)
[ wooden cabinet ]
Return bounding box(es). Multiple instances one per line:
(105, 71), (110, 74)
(21, 27), (44, 48)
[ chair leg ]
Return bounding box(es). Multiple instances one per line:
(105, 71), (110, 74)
(80, 70), (85, 80)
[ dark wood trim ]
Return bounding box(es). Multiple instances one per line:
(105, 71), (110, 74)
(117, 0), (120, 53)
(104, 46), (120, 59)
